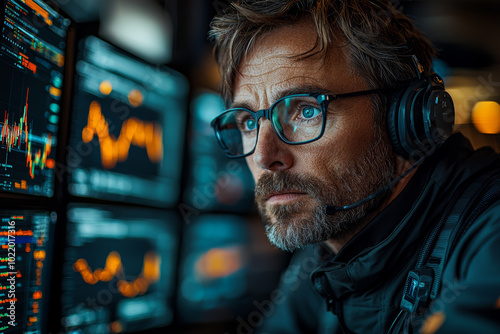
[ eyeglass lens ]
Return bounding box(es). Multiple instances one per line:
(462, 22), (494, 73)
(216, 95), (324, 157)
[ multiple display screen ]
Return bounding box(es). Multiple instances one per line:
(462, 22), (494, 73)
(0, 1), (275, 334)
(0, 1), (189, 332)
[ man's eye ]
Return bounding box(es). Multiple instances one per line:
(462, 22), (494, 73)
(244, 119), (256, 131)
(300, 106), (321, 119)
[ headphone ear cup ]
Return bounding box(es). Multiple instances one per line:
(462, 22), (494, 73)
(399, 81), (427, 157)
(387, 80), (427, 159)
(410, 76), (455, 158)
(387, 75), (455, 160)
(386, 87), (408, 158)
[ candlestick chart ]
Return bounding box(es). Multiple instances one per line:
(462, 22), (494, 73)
(0, 80), (58, 196)
(1, 88), (54, 179)
(0, 0), (69, 197)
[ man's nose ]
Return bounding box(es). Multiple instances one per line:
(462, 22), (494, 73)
(252, 118), (292, 171)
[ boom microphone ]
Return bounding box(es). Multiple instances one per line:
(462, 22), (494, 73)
(325, 158), (423, 215)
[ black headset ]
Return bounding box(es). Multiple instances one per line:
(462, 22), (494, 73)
(386, 55), (455, 160)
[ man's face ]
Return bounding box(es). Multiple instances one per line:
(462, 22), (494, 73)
(232, 20), (396, 251)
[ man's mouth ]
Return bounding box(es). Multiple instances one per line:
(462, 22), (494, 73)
(265, 191), (308, 204)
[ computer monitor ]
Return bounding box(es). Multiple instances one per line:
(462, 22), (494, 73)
(0, 209), (56, 333)
(0, 0), (70, 197)
(184, 91), (254, 213)
(67, 36), (188, 207)
(177, 214), (289, 324)
(60, 204), (179, 333)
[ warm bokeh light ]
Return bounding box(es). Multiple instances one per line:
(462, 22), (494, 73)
(420, 312), (445, 334)
(99, 80), (113, 95)
(49, 86), (61, 97)
(195, 248), (242, 279)
(110, 320), (123, 333)
(128, 89), (144, 107)
(472, 101), (500, 134)
(143, 250), (161, 282)
(45, 158), (55, 169)
(33, 250), (46, 261)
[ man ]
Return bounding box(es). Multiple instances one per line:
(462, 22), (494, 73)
(209, 0), (500, 333)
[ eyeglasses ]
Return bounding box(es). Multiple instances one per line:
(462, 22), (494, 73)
(211, 88), (385, 158)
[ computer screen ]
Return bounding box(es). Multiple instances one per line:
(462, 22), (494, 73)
(177, 214), (288, 324)
(0, 209), (56, 333)
(67, 36), (188, 207)
(0, 0), (70, 196)
(184, 91), (255, 213)
(60, 204), (179, 333)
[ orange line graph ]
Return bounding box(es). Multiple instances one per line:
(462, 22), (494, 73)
(73, 251), (161, 298)
(81, 101), (164, 169)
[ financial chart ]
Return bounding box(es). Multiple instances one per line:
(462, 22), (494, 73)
(0, 210), (55, 334)
(60, 204), (179, 333)
(0, 0), (69, 196)
(67, 36), (188, 206)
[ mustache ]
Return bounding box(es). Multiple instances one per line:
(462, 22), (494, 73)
(254, 172), (325, 202)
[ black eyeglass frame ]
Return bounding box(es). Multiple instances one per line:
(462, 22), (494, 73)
(211, 87), (387, 158)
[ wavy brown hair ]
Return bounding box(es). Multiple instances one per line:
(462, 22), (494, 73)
(209, 0), (436, 122)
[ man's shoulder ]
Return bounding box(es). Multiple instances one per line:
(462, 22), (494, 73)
(445, 188), (500, 282)
(429, 193), (500, 333)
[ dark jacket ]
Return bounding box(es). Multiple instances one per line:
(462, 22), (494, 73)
(258, 134), (500, 334)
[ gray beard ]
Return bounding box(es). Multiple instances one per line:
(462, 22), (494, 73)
(255, 128), (396, 252)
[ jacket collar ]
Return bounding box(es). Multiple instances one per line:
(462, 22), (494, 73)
(312, 160), (431, 298)
(311, 133), (498, 300)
